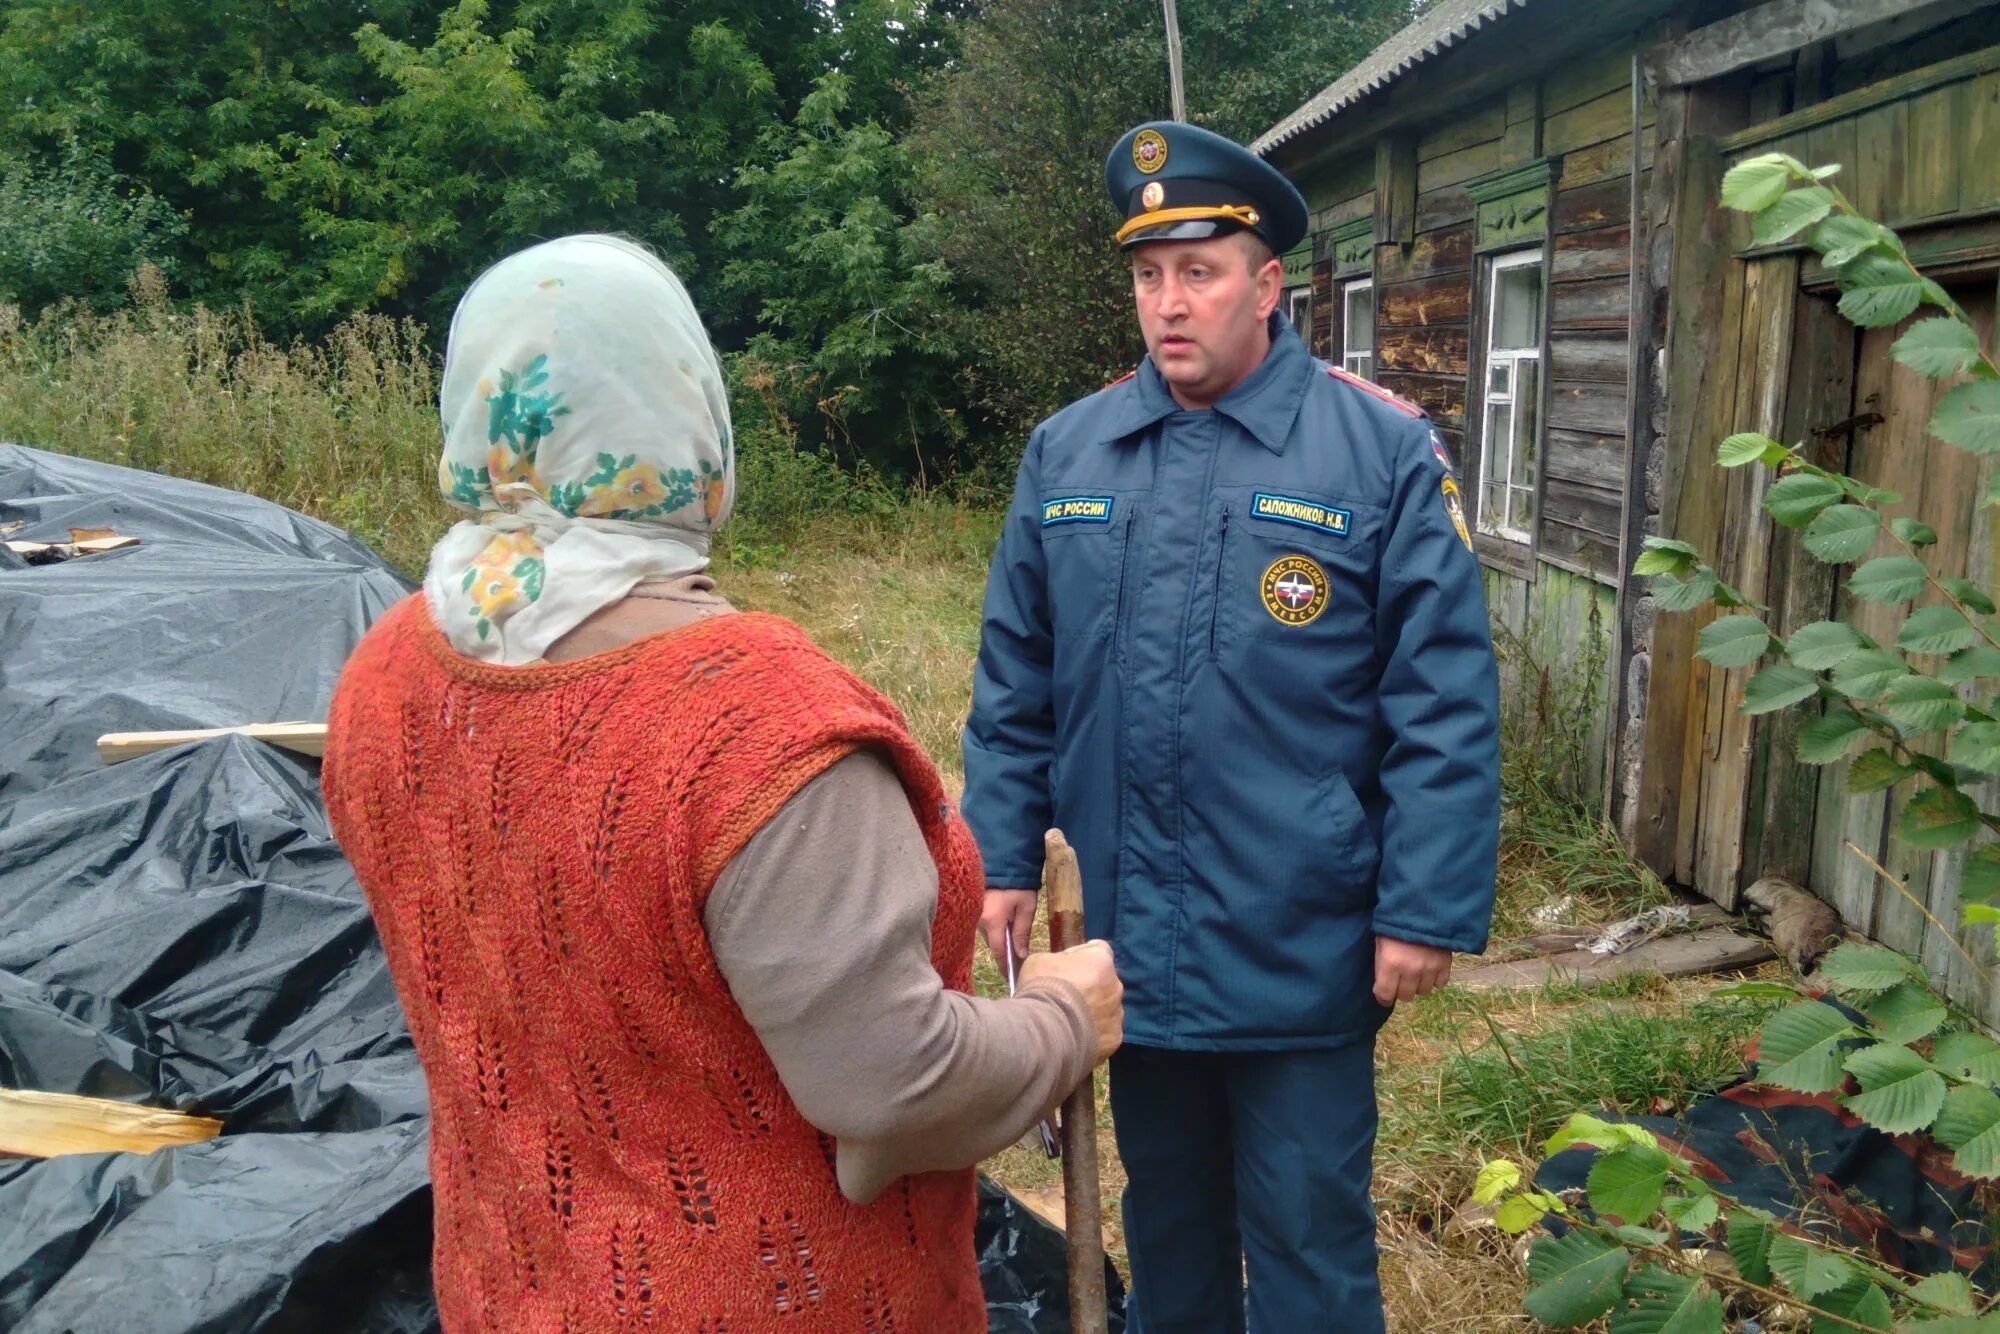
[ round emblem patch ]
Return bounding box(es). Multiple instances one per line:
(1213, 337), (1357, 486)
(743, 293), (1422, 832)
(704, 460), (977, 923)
(1260, 555), (1329, 627)
(1141, 180), (1165, 210)
(1133, 129), (1169, 175)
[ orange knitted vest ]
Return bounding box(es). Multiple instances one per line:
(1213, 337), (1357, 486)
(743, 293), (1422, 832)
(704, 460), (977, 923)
(322, 598), (988, 1332)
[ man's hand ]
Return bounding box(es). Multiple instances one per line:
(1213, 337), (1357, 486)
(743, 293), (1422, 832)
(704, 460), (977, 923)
(1374, 937), (1452, 1006)
(981, 889), (1039, 964)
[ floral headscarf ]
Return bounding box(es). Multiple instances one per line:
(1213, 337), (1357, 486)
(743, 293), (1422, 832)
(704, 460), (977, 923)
(423, 234), (734, 664)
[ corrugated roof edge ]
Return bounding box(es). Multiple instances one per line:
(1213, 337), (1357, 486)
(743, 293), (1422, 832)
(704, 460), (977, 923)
(1251, 0), (1530, 157)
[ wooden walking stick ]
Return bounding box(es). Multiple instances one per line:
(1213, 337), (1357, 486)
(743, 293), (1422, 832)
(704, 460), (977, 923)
(1042, 828), (1110, 1334)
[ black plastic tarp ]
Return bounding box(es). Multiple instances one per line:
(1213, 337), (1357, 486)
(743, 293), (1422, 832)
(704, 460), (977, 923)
(0, 444), (1121, 1331)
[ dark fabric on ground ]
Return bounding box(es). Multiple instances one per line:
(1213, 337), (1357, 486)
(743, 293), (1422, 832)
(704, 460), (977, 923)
(1535, 999), (2000, 1288)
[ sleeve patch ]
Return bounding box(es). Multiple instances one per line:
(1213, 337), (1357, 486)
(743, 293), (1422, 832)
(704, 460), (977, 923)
(1440, 476), (1474, 553)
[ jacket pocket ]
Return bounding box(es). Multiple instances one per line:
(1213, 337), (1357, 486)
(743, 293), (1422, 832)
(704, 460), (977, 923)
(1043, 506), (1133, 647)
(1321, 767), (1380, 889)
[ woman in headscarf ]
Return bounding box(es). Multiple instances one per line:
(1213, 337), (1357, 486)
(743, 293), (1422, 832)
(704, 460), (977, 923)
(321, 235), (1120, 1332)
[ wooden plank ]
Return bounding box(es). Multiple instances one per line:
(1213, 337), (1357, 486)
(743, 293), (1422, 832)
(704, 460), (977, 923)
(1550, 275), (1631, 331)
(1904, 82), (1963, 224)
(1378, 326), (1469, 376)
(4, 533), (141, 561)
(1377, 134), (1418, 247)
(1744, 292), (1853, 893)
(1549, 331), (1629, 383)
(1691, 255), (1797, 908)
(1507, 82), (1539, 127)
(98, 722), (328, 765)
(1503, 113), (1538, 167)
(1635, 131), (1740, 878)
(1542, 476), (1622, 538)
(0, 1089), (222, 1158)
(1545, 89), (1634, 158)
(1419, 102), (1506, 162)
(1304, 153), (1376, 212)
(1872, 290), (1996, 959)
(1554, 175), (1632, 235)
(1536, 521), (1621, 583)
(1374, 371), (1466, 421)
(1454, 925), (1775, 990)
(1544, 46), (1634, 117)
(1315, 191), (1376, 232)
(1967, 71), (2000, 213)
(1803, 115), (1858, 207)
(1552, 225), (1634, 284)
(1416, 185), (1474, 234)
(1547, 377), (1629, 437)
(1545, 427), (1628, 491)
(1654, 0), (1957, 88)
(1719, 45), (2000, 151)
(1550, 275), (1632, 334)
(1378, 273), (1472, 328)
(1375, 225), (1472, 285)
(1419, 137), (1509, 193)
(1848, 100), (1908, 235)
(1560, 128), (1656, 190)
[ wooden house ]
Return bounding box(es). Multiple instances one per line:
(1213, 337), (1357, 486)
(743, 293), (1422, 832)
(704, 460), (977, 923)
(1256, 0), (2000, 1018)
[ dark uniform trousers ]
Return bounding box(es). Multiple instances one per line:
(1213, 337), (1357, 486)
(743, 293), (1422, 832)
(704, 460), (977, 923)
(1111, 1040), (1383, 1334)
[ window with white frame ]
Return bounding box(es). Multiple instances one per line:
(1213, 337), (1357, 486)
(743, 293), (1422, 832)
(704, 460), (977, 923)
(1341, 278), (1373, 380)
(1285, 286), (1313, 341)
(1477, 251), (1544, 543)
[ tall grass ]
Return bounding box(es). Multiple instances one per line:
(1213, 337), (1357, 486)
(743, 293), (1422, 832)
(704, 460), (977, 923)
(0, 268), (942, 579)
(0, 270), (449, 573)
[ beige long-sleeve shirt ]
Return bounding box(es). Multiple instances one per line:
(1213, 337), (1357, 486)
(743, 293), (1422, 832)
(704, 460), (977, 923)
(545, 579), (1094, 1204)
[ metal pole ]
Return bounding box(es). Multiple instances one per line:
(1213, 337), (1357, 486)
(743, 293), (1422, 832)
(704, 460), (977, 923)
(1162, 0), (1187, 121)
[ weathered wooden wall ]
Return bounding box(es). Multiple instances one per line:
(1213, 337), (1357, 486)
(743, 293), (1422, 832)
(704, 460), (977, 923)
(1373, 108), (1485, 460)
(1540, 50), (1654, 583)
(1485, 564), (1616, 800)
(1638, 45), (2000, 1023)
(1305, 155), (1375, 363)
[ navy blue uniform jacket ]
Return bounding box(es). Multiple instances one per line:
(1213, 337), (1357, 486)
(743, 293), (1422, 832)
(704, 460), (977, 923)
(961, 316), (1501, 1050)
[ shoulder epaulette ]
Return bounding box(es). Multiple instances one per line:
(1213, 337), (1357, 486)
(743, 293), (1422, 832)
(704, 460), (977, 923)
(1102, 369), (1137, 391)
(1325, 365), (1424, 419)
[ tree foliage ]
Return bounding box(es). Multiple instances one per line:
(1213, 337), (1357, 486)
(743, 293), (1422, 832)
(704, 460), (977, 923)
(0, 0), (1408, 478)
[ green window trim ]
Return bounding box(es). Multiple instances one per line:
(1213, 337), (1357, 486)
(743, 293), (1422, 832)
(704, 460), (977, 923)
(1280, 241), (1315, 289)
(1468, 158), (1557, 254)
(1329, 216), (1373, 277)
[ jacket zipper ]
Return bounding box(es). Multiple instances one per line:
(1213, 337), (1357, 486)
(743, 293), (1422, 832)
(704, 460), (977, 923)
(1208, 507), (1229, 657)
(1111, 513), (1134, 656)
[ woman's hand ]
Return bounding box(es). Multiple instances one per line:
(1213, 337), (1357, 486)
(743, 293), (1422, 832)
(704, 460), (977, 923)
(1020, 940), (1123, 1064)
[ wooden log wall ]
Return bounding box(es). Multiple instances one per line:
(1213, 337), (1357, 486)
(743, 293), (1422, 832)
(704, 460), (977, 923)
(1304, 155), (1374, 364)
(1371, 91), (1501, 464)
(1540, 50), (1654, 582)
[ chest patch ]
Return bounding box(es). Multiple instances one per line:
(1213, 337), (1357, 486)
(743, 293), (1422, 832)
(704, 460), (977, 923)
(1042, 495), (1114, 526)
(1260, 555), (1330, 627)
(1250, 492), (1350, 538)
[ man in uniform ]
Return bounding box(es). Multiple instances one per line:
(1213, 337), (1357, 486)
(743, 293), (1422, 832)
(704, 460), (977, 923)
(960, 120), (1502, 1331)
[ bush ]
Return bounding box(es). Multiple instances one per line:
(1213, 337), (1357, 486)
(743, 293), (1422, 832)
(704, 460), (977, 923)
(0, 149), (186, 315)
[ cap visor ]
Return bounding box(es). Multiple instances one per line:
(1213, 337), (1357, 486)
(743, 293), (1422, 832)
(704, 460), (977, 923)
(1118, 218), (1246, 250)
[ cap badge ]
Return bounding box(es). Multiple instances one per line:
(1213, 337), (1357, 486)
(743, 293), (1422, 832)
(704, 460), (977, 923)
(1141, 181), (1165, 210)
(1133, 129), (1168, 175)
